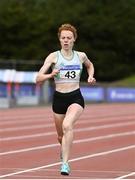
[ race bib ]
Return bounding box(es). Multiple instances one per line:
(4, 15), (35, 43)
(59, 65), (81, 80)
(60, 69), (80, 79)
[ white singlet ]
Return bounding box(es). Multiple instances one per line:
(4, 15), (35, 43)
(53, 50), (83, 84)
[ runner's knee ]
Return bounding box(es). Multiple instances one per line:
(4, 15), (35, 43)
(63, 122), (73, 133)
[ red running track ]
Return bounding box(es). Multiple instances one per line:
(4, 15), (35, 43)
(0, 103), (135, 179)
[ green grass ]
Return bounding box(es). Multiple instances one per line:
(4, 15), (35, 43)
(109, 75), (135, 87)
(82, 75), (135, 87)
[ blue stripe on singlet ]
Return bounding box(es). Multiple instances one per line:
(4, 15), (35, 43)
(60, 65), (80, 70)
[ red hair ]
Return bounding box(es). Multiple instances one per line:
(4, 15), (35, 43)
(58, 23), (77, 40)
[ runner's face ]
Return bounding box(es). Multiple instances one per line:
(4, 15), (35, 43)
(59, 30), (75, 50)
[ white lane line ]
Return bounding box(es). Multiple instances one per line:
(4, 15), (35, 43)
(0, 114), (51, 123)
(1, 132), (56, 141)
(1, 110), (134, 125)
(1, 121), (135, 141)
(0, 145), (135, 178)
(0, 123), (54, 132)
(0, 118), (51, 127)
(0, 143), (58, 156)
(1, 115), (135, 132)
(115, 172), (135, 179)
(1, 131), (135, 156)
(0, 168), (128, 174)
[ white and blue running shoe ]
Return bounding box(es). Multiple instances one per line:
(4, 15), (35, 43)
(60, 162), (70, 175)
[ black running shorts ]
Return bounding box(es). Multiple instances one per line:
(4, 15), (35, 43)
(52, 88), (85, 114)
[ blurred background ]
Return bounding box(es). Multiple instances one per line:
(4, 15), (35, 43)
(0, 0), (135, 108)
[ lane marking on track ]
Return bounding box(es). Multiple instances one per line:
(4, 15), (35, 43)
(0, 145), (135, 178)
(1, 121), (135, 141)
(1, 131), (135, 156)
(1, 113), (135, 126)
(1, 115), (135, 132)
(0, 114), (51, 123)
(0, 123), (54, 132)
(1, 104), (135, 124)
(0, 168), (129, 174)
(115, 172), (135, 179)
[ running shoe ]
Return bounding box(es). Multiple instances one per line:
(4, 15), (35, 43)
(60, 162), (70, 175)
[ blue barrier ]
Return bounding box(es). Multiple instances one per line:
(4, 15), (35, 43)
(1, 77), (135, 104)
(80, 87), (105, 101)
(107, 87), (135, 102)
(0, 84), (7, 97)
